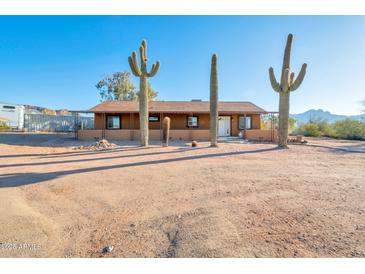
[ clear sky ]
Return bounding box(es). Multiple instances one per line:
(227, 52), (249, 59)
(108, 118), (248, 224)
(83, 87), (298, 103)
(0, 16), (364, 115)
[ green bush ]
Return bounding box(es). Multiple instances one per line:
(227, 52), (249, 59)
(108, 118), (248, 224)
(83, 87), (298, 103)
(0, 120), (10, 130)
(316, 120), (336, 137)
(294, 123), (321, 137)
(333, 119), (365, 140)
(293, 119), (365, 140)
(293, 119), (326, 137)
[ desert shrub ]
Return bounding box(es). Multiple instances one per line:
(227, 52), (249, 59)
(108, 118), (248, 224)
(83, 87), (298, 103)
(261, 115), (296, 132)
(294, 119), (335, 137)
(332, 119), (365, 140)
(293, 122), (322, 137)
(0, 120), (10, 130)
(260, 115), (277, 130)
(316, 120), (336, 137)
(293, 119), (365, 140)
(288, 117), (296, 133)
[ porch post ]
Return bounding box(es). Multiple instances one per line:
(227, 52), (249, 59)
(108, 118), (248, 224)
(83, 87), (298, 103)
(131, 112), (134, 141)
(75, 111), (78, 140)
(160, 112), (163, 141)
(271, 113), (274, 142)
(102, 113), (106, 139)
(243, 113), (247, 139)
(189, 112), (193, 141)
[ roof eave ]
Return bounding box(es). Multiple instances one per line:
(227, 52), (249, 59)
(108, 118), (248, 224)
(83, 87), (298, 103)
(89, 110), (268, 114)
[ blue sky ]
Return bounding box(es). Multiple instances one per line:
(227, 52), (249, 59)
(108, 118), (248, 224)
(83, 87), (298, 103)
(0, 16), (364, 115)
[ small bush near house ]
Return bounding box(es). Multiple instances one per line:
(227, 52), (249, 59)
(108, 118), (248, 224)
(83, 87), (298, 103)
(0, 120), (10, 130)
(261, 116), (295, 133)
(293, 119), (365, 140)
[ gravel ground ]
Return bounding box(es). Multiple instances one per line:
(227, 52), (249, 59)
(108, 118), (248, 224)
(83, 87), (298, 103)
(0, 133), (364, 258)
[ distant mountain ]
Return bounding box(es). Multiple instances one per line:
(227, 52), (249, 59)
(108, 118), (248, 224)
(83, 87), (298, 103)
(24, 104), (72, 116)
(290, 109), (363, 124)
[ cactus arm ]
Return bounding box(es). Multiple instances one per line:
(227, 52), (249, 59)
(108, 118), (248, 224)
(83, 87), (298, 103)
(139, 43), (147, 65)
(147, 61), (160, 77)
(139, 46), (144, 65)
(128, 56), (141, 77)
(141, 40), (147, 61)
(290, 63), (307, 91)
(131, 51), (142, 76)
(282, 33), (293, 70)
(269, 67), (281, 92)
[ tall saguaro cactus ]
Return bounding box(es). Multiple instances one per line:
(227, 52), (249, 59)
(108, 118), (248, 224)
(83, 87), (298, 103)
(269, 33), (307, 148)
(210, 54), (218, 147)
(128, 40), (160, 146)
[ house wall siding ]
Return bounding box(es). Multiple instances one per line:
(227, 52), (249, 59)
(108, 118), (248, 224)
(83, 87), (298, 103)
(78, 128), (276, 141)
(252, 114), (261, 129)
(94, 112), (261, 134)
(245, 129), (277, 141)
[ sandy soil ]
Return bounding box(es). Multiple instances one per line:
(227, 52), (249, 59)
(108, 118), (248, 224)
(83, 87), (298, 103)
(0, 133), (364, 258)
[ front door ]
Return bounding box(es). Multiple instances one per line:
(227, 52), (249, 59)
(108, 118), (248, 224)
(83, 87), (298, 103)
(218, 116), (231, 137)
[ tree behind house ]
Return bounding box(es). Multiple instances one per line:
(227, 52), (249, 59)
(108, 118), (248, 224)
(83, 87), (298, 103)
(96, 71), (158, 101)
(136, 82), (158, 101)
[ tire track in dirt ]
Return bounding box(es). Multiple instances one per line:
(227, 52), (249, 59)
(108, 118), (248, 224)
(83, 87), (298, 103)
(0, 188), (62, 257)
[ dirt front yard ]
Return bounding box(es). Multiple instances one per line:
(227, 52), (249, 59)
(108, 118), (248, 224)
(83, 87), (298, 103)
(0, 133), (364, 257)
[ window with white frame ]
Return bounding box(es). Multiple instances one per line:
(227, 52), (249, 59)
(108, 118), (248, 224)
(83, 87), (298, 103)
(187, 116), (199, 128)
(238, 116), (252, 129)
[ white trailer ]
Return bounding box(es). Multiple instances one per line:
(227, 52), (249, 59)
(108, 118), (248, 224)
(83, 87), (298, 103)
(0, 102), (25, 130)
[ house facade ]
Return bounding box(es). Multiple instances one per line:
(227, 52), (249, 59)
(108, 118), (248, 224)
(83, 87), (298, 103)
(77, 100), (277, 141)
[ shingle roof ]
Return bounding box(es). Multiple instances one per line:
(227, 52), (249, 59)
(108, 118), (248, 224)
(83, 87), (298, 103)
(89, 101), (267, 114)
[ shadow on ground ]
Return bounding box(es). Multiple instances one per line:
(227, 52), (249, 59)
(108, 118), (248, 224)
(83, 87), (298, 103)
(0, 147), (277, 188)
(0, 132), (81, 147)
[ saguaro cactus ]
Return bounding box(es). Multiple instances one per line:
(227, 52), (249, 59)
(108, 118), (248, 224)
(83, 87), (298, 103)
(162, 116), (170, 147)
(210, 54), (218, 147)
(269, 33), (307, 148)
(128, 40), (160, 146)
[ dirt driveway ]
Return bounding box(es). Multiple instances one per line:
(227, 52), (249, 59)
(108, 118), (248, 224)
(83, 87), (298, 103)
(0, 134), (364, 257)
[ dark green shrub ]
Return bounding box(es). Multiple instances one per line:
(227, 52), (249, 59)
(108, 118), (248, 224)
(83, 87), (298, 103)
(293, 122), (321, 137)
(333, 119), (365, 140)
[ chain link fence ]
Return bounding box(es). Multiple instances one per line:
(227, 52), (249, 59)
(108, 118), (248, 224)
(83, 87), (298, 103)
(24, 113), (93, 132)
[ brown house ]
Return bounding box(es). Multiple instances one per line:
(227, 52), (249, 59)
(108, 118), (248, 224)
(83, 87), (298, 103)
(77, 100), (277, 141)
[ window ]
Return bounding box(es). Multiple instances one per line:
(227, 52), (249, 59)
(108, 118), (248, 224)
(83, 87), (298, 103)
(149, 115), (160, 122)
(3, 105), (15, 109)
(187, 116), (199, 128)
(107, 115), (121, 129)
(238, 116), (252, 129)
